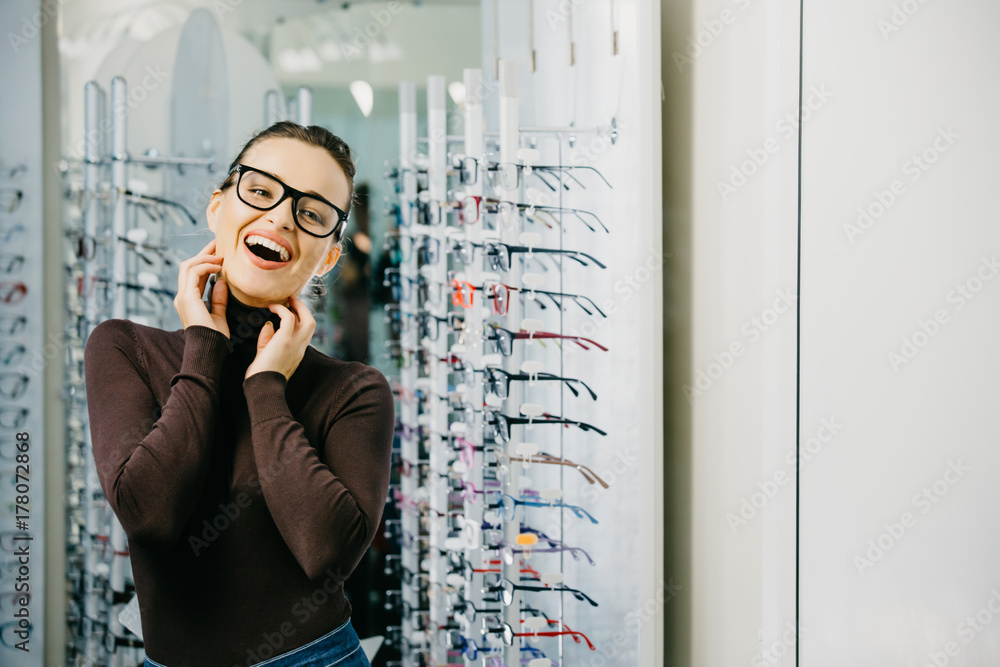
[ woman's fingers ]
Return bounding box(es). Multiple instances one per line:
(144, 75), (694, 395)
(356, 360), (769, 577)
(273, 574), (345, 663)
(186, 260), (223, 297)
(174, 238), (225, 332)
(270, 296), (315, 340)
(287, 295), (316, 333)
(268, 302), (297, 332)
(210, 273), (228, 311)
(179, 240), (218, 273)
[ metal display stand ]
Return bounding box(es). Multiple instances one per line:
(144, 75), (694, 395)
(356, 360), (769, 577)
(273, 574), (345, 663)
(381, 60), (615, 667)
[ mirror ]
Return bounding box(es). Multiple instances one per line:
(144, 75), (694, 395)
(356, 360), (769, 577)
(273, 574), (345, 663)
(57, 1), (482, 663)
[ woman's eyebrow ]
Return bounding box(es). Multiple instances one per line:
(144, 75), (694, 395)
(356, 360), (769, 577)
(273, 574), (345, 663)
(258, 166), (329, 199)
(284, 176), (334, 202)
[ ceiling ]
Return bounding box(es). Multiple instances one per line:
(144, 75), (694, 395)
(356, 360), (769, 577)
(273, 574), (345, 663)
(59, 0), (482, 89)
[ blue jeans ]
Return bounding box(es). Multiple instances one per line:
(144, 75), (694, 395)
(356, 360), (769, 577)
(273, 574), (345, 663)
(143, 618), (371, 667)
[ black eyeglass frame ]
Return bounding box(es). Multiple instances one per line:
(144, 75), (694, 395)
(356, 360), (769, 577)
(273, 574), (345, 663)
(223, 164), (349, 240)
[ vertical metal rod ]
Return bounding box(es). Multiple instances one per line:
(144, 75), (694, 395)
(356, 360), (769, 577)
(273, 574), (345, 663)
(493, 0), (500, 80)
(82, 80), (103, 667)
(461, 65), (486, 657)
(426, 73), (447, 667)
(611, 0), (619, 55)
(109, 75), (129, 667)
(397, 80), (418, 667)
(264, 89), (280, 125)
(568, 1), (575, 66)
(82, 82), (101, 338)
(296, 86), (313, 126)
(528, 0), (536, 72)
(498, 59), (523, 667)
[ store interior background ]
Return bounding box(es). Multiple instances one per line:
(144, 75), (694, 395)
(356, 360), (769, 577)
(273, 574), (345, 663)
(6, 0), (996, 664)
(20, 0), (664, 665)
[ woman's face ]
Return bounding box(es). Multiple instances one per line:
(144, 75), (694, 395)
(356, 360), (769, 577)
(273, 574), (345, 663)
(206, 137), (350, 308)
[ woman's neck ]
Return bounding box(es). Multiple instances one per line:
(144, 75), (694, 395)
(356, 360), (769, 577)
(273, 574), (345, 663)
(225, 280), (291, 309)
(219, 285), (283, 353)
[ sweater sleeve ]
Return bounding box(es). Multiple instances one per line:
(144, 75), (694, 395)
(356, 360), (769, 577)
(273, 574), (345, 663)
(84, 320), (232, 552)
(242, 364), (395, 582)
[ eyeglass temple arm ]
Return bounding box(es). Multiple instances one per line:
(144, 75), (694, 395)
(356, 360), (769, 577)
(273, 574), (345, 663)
(517, 454), (607, 487)
(573, 295), (607, 318)
(532, 371), (597, 400)
(510, 330), (591, 350)
(574, 209), (609, 234)
(508, 244), (591, 267)
(506, 243), (606, 268)
(527, 169), (563, 192)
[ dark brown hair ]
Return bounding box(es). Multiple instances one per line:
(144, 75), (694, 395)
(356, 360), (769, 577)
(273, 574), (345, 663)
(221, 121), (356, 243)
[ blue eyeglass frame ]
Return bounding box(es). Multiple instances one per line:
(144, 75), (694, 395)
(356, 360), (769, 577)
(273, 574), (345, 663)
(224, 164), (349, 239)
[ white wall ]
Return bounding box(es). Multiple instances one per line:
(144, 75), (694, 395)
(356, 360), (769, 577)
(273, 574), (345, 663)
(799, 1), (1000, 665)
(663, 0), (802, 664)
(665, 0), (1000, 665)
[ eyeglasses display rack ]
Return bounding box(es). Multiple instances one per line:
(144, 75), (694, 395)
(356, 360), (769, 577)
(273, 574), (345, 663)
(63, 75), (216, 667)
(0, 0), (47, 661)
(381, 60), (616, 667)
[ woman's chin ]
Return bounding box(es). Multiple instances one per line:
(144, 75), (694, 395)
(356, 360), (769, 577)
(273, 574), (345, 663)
(228, 276), (292, 307)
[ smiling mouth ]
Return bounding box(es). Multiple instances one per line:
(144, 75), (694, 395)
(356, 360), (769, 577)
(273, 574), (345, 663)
(244, 234), (291, 263)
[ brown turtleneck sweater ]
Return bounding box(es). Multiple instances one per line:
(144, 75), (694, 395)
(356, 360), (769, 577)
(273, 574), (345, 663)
(83, 290), (395, 667)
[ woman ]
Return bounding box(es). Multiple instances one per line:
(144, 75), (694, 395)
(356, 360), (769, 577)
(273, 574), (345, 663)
(84, 122), (395, 667)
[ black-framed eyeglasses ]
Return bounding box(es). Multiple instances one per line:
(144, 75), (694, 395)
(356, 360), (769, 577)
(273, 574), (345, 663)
(469, 156), (613, 191)
(452, 240), (606, 272)
(484, 410), (607, 445)
(484, 576), (599, 608)
(449, 599), (502, 625)
(224, 164), (348, 239)
(482, 366), (598, 401)
(416, 311), (464, 341)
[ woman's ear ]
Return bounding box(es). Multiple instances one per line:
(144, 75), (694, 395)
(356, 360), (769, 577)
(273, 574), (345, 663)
(314, 243), (342, 278)
(206, 189), (223, 233)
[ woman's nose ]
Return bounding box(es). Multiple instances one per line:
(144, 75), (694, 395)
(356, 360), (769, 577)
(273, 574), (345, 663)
(267, 196), (296, 231)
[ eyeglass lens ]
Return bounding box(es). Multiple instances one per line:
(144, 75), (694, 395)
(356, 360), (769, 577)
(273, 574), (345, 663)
(238, 169), (340, 237)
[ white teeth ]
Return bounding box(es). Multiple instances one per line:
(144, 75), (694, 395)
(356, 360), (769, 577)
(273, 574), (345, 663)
(245, 234), (290, 262)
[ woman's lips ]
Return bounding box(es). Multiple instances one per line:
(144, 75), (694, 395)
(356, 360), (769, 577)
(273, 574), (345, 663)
(241, 237), (291, 270)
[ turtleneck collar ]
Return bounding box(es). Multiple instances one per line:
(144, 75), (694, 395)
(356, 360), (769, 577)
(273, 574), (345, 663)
(206, 281), (283, 356)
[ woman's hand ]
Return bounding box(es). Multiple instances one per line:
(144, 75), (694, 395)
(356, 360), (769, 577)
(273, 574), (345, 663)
(245, 295), (315, 381)
(174, 238), (229, 338)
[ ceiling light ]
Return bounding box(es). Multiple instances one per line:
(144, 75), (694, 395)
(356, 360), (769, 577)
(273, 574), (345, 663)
(448, 81), (466, 107)
(350, 80), (374, 117)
